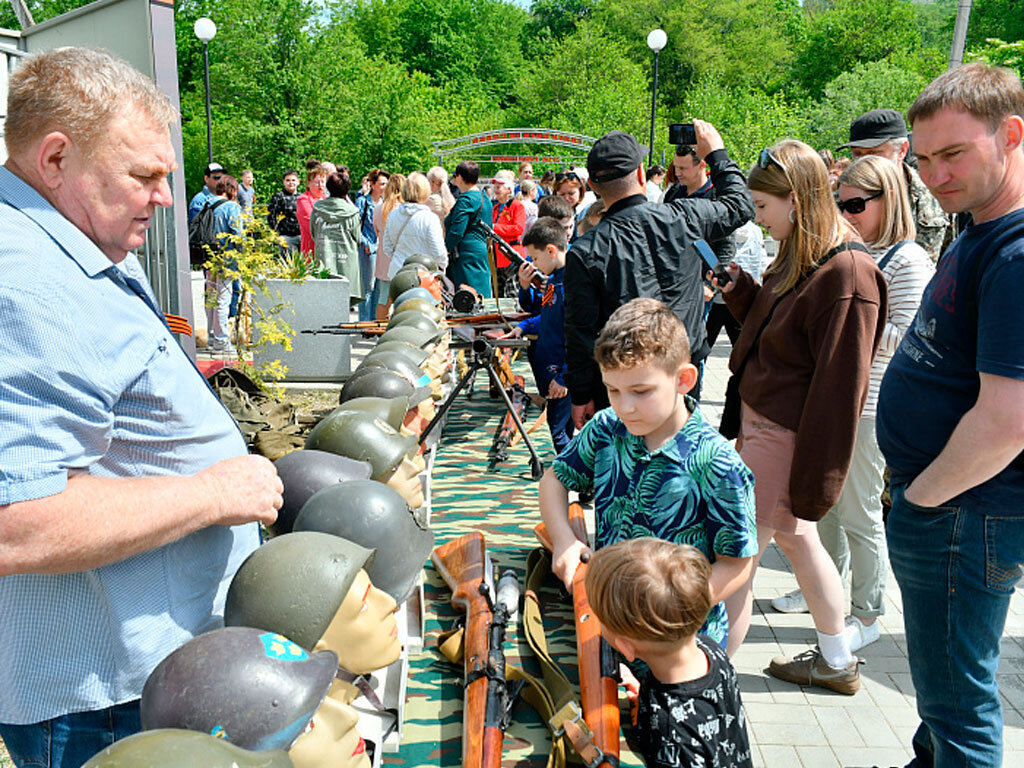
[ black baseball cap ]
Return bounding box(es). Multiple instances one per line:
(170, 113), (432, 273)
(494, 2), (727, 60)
(204, 162), (225, 176)
(838, 109), (908, 150)
(587, 131), (649, 183)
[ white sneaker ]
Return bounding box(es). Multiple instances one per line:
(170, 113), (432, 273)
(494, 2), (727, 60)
(843, 615), (880, 653)
(771, 588), (809, 614)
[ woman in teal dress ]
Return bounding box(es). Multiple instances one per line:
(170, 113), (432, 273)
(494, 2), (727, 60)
(444, 161), (493, 298)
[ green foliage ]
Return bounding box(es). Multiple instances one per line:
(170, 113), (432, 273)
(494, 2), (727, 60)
(964, 0), (1024, 50)
(968, 38), (1024, 79)
(0, 0), (83, 28)
(525, 0), (596, 43)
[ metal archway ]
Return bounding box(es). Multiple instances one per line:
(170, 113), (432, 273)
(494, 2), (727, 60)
(432, 128), (596, 167)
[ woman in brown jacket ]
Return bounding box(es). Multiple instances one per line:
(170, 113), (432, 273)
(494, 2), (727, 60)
(717, 140), (887, 694)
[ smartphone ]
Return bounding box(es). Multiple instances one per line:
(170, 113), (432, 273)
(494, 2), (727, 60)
(694, 239), (732, 285)
(669, 123), (697, 145)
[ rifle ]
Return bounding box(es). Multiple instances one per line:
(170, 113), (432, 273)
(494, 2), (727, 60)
(302, 311), (532, 337)
(472, 219), (546, 290)
(432, 532), (521, 768)
(535, 505), (620, 767)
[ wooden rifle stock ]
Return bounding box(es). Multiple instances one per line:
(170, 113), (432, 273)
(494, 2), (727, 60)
(534, 504), (620, 765)
(431, 532), (507, 768)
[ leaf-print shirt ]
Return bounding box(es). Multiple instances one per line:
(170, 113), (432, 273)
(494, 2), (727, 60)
(552, 399), (757, 644)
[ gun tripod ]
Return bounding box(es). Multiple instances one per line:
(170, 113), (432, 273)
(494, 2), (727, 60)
(418, 336), (544, 480)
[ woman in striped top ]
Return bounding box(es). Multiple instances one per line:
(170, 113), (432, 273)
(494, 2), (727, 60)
(811, 156), (933, 651)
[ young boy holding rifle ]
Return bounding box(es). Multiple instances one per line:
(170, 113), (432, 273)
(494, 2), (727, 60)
(586, 538), (753, 768)
(539, 298), (757, 650)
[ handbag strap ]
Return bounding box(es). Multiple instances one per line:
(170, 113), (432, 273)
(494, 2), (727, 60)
(733, 241), (868, 380)
(877, 240), (911, 273)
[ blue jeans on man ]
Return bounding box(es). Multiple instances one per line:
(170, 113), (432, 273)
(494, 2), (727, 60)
(887, 483), (1024, 767)
(0, 701), (141, 768)
(356, 244), (377, 321)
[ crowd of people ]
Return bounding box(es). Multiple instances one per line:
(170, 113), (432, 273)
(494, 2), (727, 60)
(3, 40), (1024, 768)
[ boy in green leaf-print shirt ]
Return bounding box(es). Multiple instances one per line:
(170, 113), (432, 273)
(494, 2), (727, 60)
(540, 298), (757, 649)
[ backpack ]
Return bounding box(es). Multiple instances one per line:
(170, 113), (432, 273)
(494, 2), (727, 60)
(189, 198), (228, 266)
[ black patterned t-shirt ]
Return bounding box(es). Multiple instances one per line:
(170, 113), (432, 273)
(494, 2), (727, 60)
(631, 636), (752, 768)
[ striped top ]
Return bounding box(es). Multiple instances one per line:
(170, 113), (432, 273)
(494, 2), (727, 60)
(0, 167), (259, 723)
(864, 240), (934, 418)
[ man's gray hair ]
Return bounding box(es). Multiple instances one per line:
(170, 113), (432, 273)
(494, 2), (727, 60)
(5, 47), (177, 158)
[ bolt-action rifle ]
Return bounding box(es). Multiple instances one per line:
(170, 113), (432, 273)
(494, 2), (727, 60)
(535, 504), (620, 767)
(472, 219), (546, 290)
(432, 532), (522, 768)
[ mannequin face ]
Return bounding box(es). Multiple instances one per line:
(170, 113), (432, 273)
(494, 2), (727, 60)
(386, 454), (425, 509)
(417, 398), (437, 421)
(403, 408), (430, 437)
(314, 570), (401, 674)
(289, 682), (369, 768)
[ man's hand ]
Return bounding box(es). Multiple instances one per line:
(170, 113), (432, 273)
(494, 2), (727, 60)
(198, 455), (283, 527)
(518, 261), (540, 290)
(693, 119), (725, 159)
(551, 538), (592, 593)
(548, 380), (568, 399)
(497, 326), (524, 340)
(572, 400), (595, 429)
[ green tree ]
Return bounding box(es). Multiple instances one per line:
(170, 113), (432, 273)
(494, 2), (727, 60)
(0, 0), (86, 28)
(524, 0), (596, 43)
(964, 0), (1024, 49)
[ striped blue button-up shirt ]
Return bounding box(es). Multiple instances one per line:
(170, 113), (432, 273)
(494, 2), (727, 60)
(0, 167), (260, 724)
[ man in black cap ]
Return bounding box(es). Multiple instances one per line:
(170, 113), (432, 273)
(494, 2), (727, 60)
(187, 161), (225, 222)
(564, 120), (753, 427)
(839, 108), (950, 261)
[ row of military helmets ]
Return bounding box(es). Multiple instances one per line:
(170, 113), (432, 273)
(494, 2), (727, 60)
(83, 255), (452, 767)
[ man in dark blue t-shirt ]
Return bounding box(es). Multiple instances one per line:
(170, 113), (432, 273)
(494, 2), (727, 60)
(877, 63), (1024, 768)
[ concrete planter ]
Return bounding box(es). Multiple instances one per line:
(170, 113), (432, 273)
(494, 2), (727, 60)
(254, 277), (351, 382)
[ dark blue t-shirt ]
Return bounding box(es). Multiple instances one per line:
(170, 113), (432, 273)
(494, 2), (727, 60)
(877, 207), (1024, 513)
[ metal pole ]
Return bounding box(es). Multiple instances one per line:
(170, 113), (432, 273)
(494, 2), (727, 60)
(949, 0), (973, 69)
(648, 50), (660, 168)
(203, 41), (213, 164)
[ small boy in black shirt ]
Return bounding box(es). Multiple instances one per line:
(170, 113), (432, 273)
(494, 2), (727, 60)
(586, 538), (753, 768)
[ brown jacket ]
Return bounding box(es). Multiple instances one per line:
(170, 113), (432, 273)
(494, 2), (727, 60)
(724, 243), (887, 520)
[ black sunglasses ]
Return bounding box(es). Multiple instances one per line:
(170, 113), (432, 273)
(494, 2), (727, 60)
(837, 191), (883, 215)
(555, 172), (580, 183)
(757, 148), (787, 175)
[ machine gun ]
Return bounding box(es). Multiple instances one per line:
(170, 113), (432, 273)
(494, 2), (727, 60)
(472, 219), (546, 291)
(491, 346), (529, 464)
(534, 505), (621, 767)
(432, 532), (522, 768)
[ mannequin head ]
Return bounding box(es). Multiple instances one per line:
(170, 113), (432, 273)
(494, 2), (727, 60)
(313, 570), (401, 672)
(288, 681), (369, 768)
(385, 454), (425, 508)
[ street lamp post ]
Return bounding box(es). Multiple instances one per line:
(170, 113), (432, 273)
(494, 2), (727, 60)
(646, 29), (667, 169)
(194, 17), (217, 164)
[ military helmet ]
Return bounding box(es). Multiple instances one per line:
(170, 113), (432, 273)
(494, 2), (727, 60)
(338, 367), (430, 407)
(82, 729), (293, 768)
(305, 409), (418, 481)
(141, 626), (337, 751)
(328, 395), (410, 431)
(392, 298), (445, 324)
(295, 480), (434, 604)
(379, 325), (444, 349)
(386, 311), (441, 334)
(393, 286), (439, 307)
(271, 450), (373, 536)
(402, 253), (439, 272)
(388, 265), (436, 303)
(356, 350), (431, 391)
(224, 532), (375, 650)
(368, 341), (429, 366)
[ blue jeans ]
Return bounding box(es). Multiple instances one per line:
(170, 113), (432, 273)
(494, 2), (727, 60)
(0, 700), (141, 768)
(356, 245), (376, 321)
(545, 393), (575, 455)
(887, 483), (1024, 768)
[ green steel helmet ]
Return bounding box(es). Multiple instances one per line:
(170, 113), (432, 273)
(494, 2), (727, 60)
(140, 626), (337, 751)
(388, 265), (434, 303)
(224, 532), (375, 650)
(271, 450), (373, 536)
(295, 479), (434, 604)
(379, 325), (444, 349)
(368, 341), (430, 367)
(391, 298), (444, 324)
(82, 729), (294, 768)
(328, 395), (410, 431)
(402, 253), (439, 272)
(305, 409), (418, 481)
(356, 350), (432, 391)
(338, 367), (430, 407)
(393, 286), (439, 307)
(386, 312), (441, 334)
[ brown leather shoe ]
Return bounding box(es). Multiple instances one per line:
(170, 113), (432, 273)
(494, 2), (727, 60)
(768, 649), (861, 695)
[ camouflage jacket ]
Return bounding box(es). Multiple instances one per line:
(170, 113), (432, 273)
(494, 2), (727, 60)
(904, 164), (950, 262)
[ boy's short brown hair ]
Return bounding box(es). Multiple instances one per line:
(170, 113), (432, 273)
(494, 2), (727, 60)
(594, 298), (690, 374)
(586, 538), (712, 643)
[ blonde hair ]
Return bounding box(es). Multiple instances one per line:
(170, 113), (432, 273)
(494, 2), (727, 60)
(426, 165), (455, 215)
(749, 139), (852, 294)
(594, 298), (690, 375)
(401, 172), (431, 204)
(839, 156), (916, 249)
(586, 538), (712, 643)
(5, 47), (177, 157)
(517, 179), (536, 201)
(380, 173), (406, 226)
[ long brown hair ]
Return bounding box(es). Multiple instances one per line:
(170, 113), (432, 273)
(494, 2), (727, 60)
(749, 139), (855, 294)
